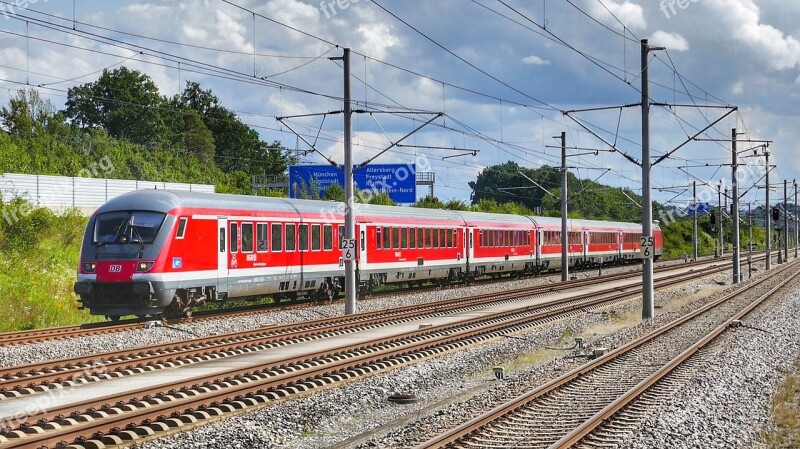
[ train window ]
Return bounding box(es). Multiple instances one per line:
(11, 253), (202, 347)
(446, 228), (453, 248)
(299, 224), (309, 251)
(219, 227), (225, 252)
(383, 226), (391, 249)
(312, 224), (321, 251)
(391, 227), (399, 249)
(324, 225), (333, 250)
(257, 224), (268, 252)
(271, 223), (282, 252)
(432, 228), (439, 248)
(479, 230), (484, 247)
(229, 222), (238, 253)
(377, 227), (382, 249)
(453, 229), (458, 248)
(401, 228), (408, 249)
(409, 228), (416, 249)
(286, 224), (296, 251)
(241, 223), (254, 253)
(176, 217), (188, 239)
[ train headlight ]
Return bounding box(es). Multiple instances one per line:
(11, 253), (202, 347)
(136, 262), (155, 272)
(82, 263), (96, 273)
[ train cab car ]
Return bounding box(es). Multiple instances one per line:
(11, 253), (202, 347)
(74, 190), (348, 319)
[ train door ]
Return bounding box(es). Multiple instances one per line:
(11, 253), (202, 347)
(466, 227), (474, 271)
(358, 223), (367, 270)
(583, 230), (589, 261)
(217, 218), (229, 297)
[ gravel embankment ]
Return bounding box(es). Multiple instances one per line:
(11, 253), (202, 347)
(134, 262), (760, 449)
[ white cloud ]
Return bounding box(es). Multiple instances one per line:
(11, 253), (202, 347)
(356, 23), (400, 60)
(706, 0), (800, 70)
(587, 0), (647, 31)
(650, 31), (689, 52)
(521, 55), (550, 65)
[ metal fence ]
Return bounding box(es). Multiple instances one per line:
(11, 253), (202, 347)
(0, 173), (215, 214)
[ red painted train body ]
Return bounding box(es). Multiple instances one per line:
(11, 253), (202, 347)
(73, 190), (663, 319)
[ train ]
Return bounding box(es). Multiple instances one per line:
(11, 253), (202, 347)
(73, 190), (663, 320)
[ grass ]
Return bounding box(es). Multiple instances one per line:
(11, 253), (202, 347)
(761, 361), (800, 448)
(0, 204), (102, 332)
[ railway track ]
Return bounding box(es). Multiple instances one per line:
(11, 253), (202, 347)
(0, 262), (725, 395)
(414, 258), (799, 449)
(0, 259), (739, 448)
(0, 254), (745, 348)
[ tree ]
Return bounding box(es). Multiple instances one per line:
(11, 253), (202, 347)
(64, 67), (166, 146)
(469, 161), (560, 211)
(180, 109), (215, 162)
(1, 89), (67, 137)
(323, 183), (345, 201)
(178, 81), (294, 176)
(444, 199), (470, 210)
(414, 195), (445, 209)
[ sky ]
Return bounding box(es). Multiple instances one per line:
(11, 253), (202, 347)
(0, 0), (798, 210)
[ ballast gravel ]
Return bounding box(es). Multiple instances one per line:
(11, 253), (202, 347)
(132, 260), (786, 449)
(3, 255), (786, 449)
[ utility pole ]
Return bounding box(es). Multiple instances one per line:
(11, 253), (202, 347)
(334, 48), (357, 315)
(692, 181), (698, 261)
(559, 131), (569, 282)
(766, 149), (771, 270)
(784, 179), (789, 263)
(723, 187), (728, 254)
(717, 182), (723, 257)
(731, 129), (740, 283)
(795, 180), (798, 259)
(748, 202), (753, 277)
(641, 39), (658, 320)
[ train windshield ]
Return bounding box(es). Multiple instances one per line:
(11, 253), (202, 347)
(94, 211), (166, 245)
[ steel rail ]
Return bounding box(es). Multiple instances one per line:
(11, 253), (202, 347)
(551, 262), (800, 448)
(415, 259), (797, 449)
(1, 264), (730, 448)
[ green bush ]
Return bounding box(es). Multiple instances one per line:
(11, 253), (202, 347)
(0, 199), (97, 331)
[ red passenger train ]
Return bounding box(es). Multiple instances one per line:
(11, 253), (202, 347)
(73, 190), (663, 320)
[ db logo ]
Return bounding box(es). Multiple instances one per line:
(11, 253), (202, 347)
(109, 265), (123, 273)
